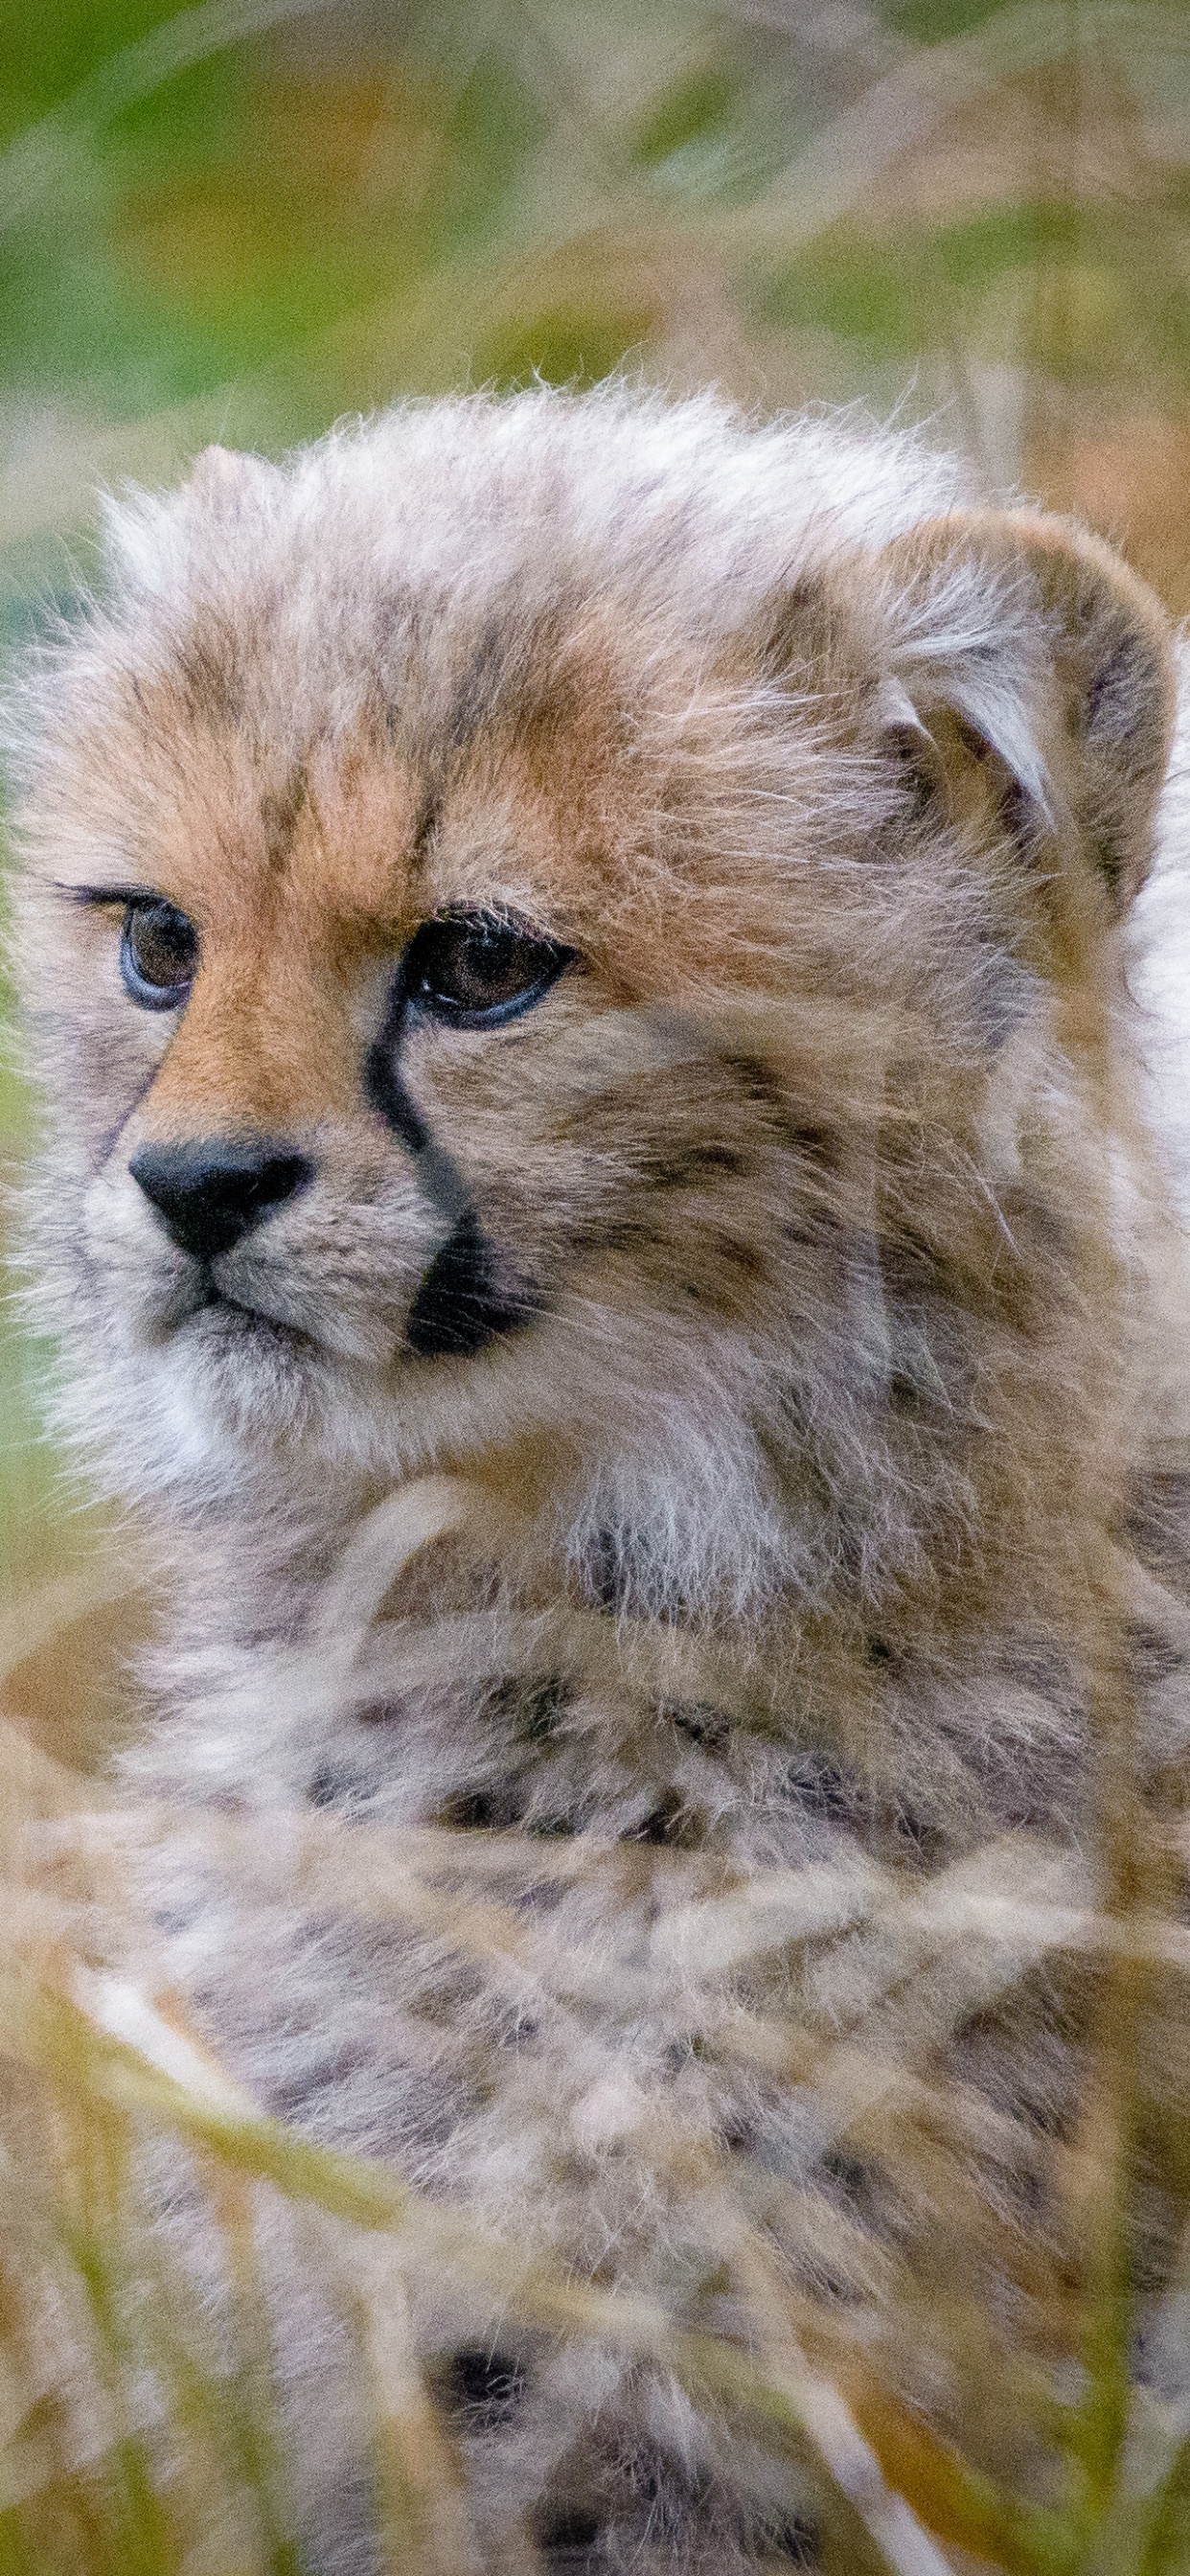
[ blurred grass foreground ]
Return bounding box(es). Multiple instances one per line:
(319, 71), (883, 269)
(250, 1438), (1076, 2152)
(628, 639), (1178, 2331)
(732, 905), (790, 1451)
(6, 3), (1190, 2571)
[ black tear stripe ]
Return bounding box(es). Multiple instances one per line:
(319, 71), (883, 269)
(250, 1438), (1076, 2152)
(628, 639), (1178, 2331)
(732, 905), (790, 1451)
(407, 1210), (538, 1357)
(364, 978), (538, 1358)
(364, 1036), (429, 1160)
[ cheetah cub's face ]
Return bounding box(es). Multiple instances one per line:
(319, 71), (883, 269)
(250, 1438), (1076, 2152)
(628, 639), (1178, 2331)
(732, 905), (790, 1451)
(9, 401), (1174, 1585)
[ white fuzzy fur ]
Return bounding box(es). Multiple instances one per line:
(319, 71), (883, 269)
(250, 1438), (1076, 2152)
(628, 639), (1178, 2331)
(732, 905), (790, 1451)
(11, 390), (1190, 2573)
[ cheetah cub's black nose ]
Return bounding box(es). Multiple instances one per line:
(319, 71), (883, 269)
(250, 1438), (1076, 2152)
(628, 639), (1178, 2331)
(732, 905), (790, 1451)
(129, 1140), (313, 1262)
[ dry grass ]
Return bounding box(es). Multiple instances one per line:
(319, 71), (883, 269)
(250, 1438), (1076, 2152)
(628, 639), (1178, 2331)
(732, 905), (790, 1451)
(4, 1469), (1190, 2576)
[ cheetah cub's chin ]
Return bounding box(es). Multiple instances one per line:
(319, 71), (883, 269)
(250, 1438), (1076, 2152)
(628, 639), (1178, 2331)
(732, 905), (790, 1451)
(11, 389), (1190, 2575)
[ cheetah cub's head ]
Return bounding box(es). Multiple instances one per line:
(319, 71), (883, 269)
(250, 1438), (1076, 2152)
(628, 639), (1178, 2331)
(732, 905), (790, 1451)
(8, 397), (1176, 1617)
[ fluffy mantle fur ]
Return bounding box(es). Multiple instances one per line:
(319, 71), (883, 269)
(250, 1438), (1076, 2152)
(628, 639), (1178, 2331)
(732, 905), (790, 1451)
(11, 388), (1190, 2573)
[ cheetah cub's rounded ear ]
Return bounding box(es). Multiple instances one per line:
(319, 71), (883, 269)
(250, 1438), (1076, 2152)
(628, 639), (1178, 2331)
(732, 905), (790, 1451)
(870, 509), (1177, 915)
(186, 443), (271, 504)
(98, 443), (282, 599)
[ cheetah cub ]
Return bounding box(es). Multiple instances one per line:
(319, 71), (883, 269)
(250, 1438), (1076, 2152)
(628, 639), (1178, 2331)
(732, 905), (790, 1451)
(11, 389), (1190, 2574)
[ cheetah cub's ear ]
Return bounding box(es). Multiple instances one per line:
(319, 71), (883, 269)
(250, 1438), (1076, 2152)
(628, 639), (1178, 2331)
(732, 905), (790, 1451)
(868, 510), (1177, 918)
(98, 442), (282, 598)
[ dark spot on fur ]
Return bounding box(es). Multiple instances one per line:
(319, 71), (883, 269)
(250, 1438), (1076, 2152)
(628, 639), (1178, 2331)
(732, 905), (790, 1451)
(437, 1785), (526, 1830)
(1012, 2163), (1046, 2220)
(572, 1215), (652, 1255)
(269, 2044), (360, 2119)
(175, 624), (244, 724)
(624, 1791), (692, 1847)
(887, 1371), (927, 1420)
(447, 603), (582, 750)
(490, 1673), (571, 1740)
(1008, 1190), (1078, 1272)
(761, 2515), (819, 2564)
(678, 1230), (767, 1310)
(435, 2346), (527, 2430)
(1128, 1473), (1190, 1583)
(152, 1898), (199, 1936)
(721, 1051), (785, 1107)
(882, 723), (938, 824)
(996, 771), (1046, 869)
(879, 1228), (939, 1300)
(997, 1638), (1077, 1701)
(886, 1803), (947, 1866)
(627, 2452), (718, 2536)
(781, 1119), (838, 1170)
(784, 1753), (858, 1822)
(1129, 1623), (1187, 1686)
(666, 1699), (731, 1749)
(584, 1529), (627, 1614)
(534, 2503), (603, 2565)
(882, 1224), (1028, 1328)
(710, 1230), (766, 1281)
(648, 1141), (748, 1187)
(355, 1696), (408, 1727)
(307, 1764), (341, 1809)
(407, 1212), (538, 1357)
(821, 2149), (876, 2214)
(755, 572), (835, 684)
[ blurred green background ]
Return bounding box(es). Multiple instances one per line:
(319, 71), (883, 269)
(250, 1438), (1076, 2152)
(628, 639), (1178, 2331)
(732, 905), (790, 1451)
(3, 0), (1190, 1763)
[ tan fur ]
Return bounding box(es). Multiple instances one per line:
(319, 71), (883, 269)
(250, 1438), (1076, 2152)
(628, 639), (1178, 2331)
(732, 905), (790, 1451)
(9, 390), (1190, 2573)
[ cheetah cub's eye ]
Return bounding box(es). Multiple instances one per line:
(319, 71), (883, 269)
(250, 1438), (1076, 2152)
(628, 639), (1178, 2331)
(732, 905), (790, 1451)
(404, 911), (573, 1029)
(120, 898), (198, 1011)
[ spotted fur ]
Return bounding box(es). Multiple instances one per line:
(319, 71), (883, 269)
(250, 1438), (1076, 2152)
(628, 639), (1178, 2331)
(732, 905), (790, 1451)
(9, 389), (1190, 2573)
